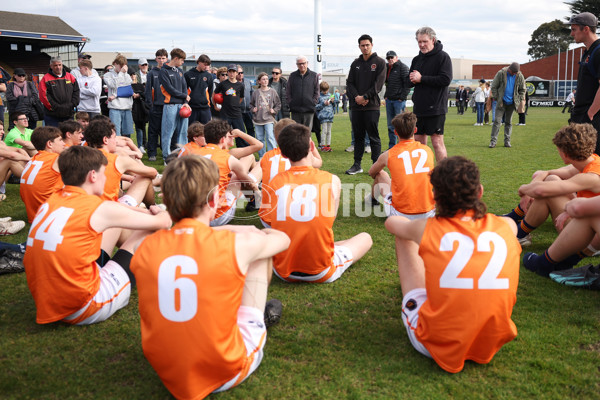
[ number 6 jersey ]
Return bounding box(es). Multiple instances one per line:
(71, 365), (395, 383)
(416, 211), (521, 373)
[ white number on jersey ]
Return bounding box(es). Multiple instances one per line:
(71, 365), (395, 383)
(439, 231), (509, 290)
(275, 184), (317, 222)
(158, 255), (198, 322)
(27, 204), (74, 251)
(397, 149), (430, 175)
(203, 154), (212, 160)
(268, 154), (291, 182)
(20, 160), (44, 185)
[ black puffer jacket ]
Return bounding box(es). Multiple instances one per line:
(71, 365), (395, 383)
(408, 41), (452, 116)
(384, 61), (410, 101)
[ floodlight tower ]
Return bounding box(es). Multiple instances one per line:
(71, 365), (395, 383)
(314, 0), (322, 80)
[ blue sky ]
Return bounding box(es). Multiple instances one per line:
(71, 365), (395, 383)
(5, 0), (576, 63)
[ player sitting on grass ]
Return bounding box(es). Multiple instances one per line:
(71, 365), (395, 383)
(24, 146), (171, 325)
(19, 127), (65, 223)
(385, 156), (520, 373)
(367, 112), (435, 219)
(75, 111), (89, 133)
(504, 124), (600, 248)
(59, 120), (84, 147)
(5, 112), (36, 156)
(131, 155), (290, 399)
(260, 123), (373, 283)
(177, 122), (206, 157)
(524, 194), (600, 277)
(197, 119), (262, 225)
(259, 119), (322, 225)
(85, 118), (158, 208)
(0, 120), (30, 188)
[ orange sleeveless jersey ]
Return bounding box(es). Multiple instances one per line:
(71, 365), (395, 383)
(578, 154), (600, 198)
(24, 186), (104, 324)
(387, 139), (435, 214)
(131, 218), (247, 400)
(196, 144), (233, 218)
(19, 150), (64, 223)
(260, 166), (335, 277)
(178, 142), (204, 158)
(260, 148), (291, 186)
(416, 211), (520, 373)
(100, 149), (122, 202)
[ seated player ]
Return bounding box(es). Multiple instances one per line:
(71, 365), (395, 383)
(197, 120), (262, 226)
(90, 115), (143, 159)
(85, 118), (157, 208)
(259, 119), (322, 225)
(385, 156), (520, 373)
(24, 146), (171, 325)
(20, 127), (65, 223)
(131, 155), (290, 399)
(0, 120), (30, 185)
(177, 122), (206, 157)
(5, 112), (36, 156)
(504, 124), (600, 247)
(367, 112), (435, 219)
(523, 194), (600, 277)
(75, 111), (90, 133)
(59, 120), (84, 147)
(260, 123), (372, 283)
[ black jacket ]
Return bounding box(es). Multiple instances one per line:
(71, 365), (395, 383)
(269, 76), (290, 117)
(346, 52), (386, 111)
(286, 69), (319, 113)
(184, 68), (213, 109)
(384, 61), (410, 101)
(408, 41), (452, 116)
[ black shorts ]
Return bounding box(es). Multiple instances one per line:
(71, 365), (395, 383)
(416, 114), (446, 136)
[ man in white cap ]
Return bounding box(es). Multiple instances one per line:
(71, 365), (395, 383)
(136, 58), (149, 85)
(567, 11), (600, 154)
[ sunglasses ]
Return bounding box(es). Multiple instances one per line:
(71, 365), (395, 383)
(386, 57), (394, 60)
(17, 74), (26, 77)
(272, 71), (281, 75)
(238, 72), (244, 74)
(220, 73), (227, 76)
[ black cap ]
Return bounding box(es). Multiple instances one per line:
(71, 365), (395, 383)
(567, 12), (598, 27)
(13, 68), (26, 76)
(386, 50), (397, 58)
(227, 64), (237, 71)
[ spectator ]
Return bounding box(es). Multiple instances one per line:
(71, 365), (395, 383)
(103, 55), (134, 138)
(484, 81), (492, 124)
(286, 56), (319, 130)
(384, 50), (410, 148)
(341, 90), (348, 113)
(333, 89), (340, 114)
(136, 58), (149, 85)
(237, 65), (255, 140)
(489, 62), (526, 148)
(100, 65), (113, 117)
(473, 79), (486, 126)
(563, 89), (576, 114)
(0, 67), (9, 119)
(211, 66), (227, 119)
(268, 66), (290, 120)
(250, 72), (281, 157)
(75, 59), (102, 119)
(213, 64), (246, 148)
(39, 56), (80, 127)
(6, 68), (40, 129)
(184, 54), (213, 125)
(129, 72), (149, 153)
(145, 48), (169, 162)
(315, 81), (334, 152)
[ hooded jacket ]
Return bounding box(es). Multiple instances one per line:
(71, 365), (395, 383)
(408, 40), (452, 117)
(346, 52), (386, 111)
(185, 67), (213, 109)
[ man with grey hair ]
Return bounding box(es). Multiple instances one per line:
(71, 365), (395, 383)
(237, 64), (255, 142)
(286, 55), (319, 130)
(38, 56), (80, 127)
(408, 27), (452, 162)
(488, 62), (526, 148)
(567, 11), (600, 154)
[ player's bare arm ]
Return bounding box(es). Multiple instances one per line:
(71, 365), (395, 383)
(368, 151), (389, 178)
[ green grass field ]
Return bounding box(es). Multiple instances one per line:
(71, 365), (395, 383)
(1, 107), (599, 399)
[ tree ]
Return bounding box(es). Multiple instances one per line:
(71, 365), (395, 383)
(527, 19), (572, 60)
(565, 0), (600, 23)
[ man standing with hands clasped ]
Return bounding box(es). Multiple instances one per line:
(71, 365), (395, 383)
(408, 27), (452, 163)
(345, 34), (386, 175)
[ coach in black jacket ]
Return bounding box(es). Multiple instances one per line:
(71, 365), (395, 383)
(384, 51), (410, 149)
(345, 34), (386, 175)
(408, 26), (452, 162)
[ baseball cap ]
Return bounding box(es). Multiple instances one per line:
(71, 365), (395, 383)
(386, 50), (397, 58)
(567, 12), (598, 27)
(227, 64), (237, 71)
(138, 57), (148, 65)
(78, 52), (91, 59)
(13, 68), (26, 76)
(508, 62), (520, 73)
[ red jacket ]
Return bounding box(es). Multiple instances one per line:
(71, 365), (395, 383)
(39, 69), (80, 119)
